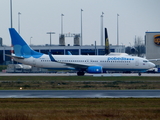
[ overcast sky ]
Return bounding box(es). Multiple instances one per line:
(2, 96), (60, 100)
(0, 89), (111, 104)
(0, 0), (160, 46)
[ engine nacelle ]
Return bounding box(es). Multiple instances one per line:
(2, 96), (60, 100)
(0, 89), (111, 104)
(87, 66), (103, 73)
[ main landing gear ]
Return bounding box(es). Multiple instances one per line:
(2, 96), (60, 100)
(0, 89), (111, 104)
(138, 72), (141, 76)
(77, 71), (85, 76)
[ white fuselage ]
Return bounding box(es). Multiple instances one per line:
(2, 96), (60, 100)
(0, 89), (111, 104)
(13, 54), (155, 72)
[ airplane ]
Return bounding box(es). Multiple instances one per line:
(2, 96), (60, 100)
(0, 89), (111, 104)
(7, 28), (155, 76)
(67, 51), (72, 55)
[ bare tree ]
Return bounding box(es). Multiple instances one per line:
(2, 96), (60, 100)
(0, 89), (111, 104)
(133, 36), (145, 57)
(125, 36), (145, 57)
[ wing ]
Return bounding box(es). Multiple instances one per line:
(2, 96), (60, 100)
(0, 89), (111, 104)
(48, 52), (92, 70)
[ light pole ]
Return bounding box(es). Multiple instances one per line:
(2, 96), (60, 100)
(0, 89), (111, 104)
(117, 14), (119, 46)
(95, 41), (97, 55)
(81, 9), (83, 46)
(101, 12), (104, 46)
(46, 32), (55, 46)
(18, 12), (21, 34)
(10, 0), (14, 64)
(61, 14), (64, 34)
(30, 37), (32, 46)
(121, 43), (123, 53)
(10, 0), (13, 28)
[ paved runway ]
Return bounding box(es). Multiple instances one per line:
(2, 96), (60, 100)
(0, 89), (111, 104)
(1, 72), (160, 76)
(0, 90), (159, 98)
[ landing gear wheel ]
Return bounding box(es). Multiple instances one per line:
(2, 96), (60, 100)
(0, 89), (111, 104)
(77, 71), (85, 76)
(138, 72), (141, 76)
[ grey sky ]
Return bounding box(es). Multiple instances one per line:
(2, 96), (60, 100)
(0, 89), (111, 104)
(0, 0), (160, 46)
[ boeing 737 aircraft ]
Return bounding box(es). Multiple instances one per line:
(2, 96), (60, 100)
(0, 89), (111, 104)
(7, 28), (155, 76)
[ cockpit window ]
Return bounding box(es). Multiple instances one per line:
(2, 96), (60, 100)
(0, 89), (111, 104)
(143, 60), (148, 62)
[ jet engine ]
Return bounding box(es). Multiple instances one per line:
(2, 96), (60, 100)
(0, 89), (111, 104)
(87, 66), (103, 73)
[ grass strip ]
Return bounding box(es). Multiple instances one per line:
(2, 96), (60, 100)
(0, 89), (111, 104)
(0, 76), (160, 90)
(0, 98), (159, 120)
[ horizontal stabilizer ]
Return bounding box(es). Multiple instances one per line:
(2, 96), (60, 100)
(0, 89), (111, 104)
(5, 54), (24, 59)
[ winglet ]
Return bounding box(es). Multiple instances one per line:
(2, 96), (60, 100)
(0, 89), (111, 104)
(48, 52), (57, 62)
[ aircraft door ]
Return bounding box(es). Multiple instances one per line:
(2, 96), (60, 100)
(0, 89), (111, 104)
(33, 59), (36, 66)
(135, 58), (139, 66)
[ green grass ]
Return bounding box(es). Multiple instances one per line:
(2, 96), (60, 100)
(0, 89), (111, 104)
(0, 98), (159, 120)
(0, 76), (160, 90)
(0, 76), (159, 119)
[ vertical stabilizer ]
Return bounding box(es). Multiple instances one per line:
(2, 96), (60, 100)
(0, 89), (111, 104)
(105, 28), (110, 55)
(9, 28), (43, 58)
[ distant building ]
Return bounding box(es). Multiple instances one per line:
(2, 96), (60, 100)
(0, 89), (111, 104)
(145, 31), (160, 67)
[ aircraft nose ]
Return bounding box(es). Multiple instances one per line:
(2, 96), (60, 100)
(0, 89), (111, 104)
(150, 62), (155, 68)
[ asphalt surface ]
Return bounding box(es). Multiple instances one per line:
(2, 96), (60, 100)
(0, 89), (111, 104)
(0, 72), (160, 76)
(0, 90), (159, 98)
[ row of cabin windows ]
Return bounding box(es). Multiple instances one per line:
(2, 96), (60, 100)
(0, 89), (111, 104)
(41, 59), (131, 63)
(58, 60), (89, 62)
(41, 60), (51, 62)
(101, 60), (131, 63)
(41, 60), (89, 62)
